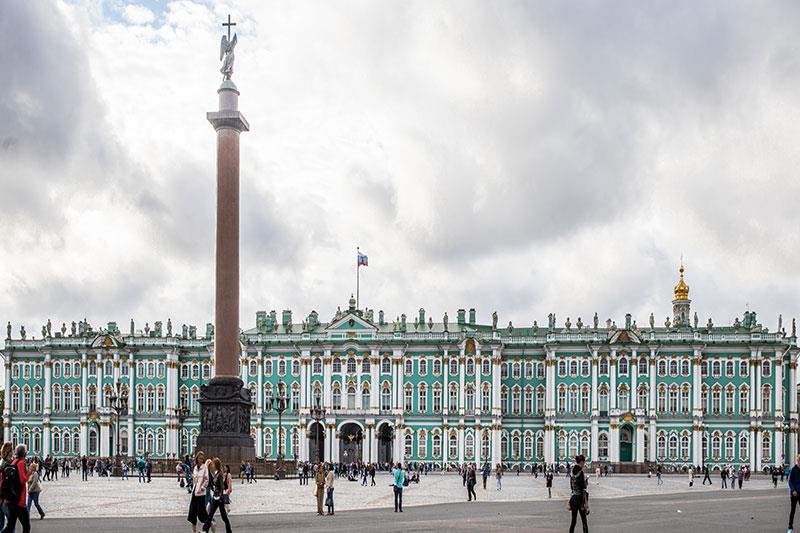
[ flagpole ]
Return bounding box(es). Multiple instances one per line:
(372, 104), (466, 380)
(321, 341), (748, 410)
(356, 246), (360, 310)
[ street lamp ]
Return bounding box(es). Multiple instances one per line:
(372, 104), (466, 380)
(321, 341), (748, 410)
(176, 405), (190, 460)
(109, 381), (128, 475)
(311, 398), (326, 464)
(266, 381), (288, 479)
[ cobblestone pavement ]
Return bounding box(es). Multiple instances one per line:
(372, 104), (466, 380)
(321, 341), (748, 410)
(31, 486), (786, 532)
(28, 472), (778, 519)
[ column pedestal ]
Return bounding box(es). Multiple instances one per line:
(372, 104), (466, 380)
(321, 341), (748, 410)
(196, 376), (255, 464)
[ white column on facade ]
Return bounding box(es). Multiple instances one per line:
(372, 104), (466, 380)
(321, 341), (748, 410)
(394, 421), (402, 463)
(100, 420), (110, 457)
(609, 351), (618, 463)
(457, 424), (465, 465)
(96, 353), (104, 411)
(475, 424), (482, 466)
(692, 348), (703, 466)
(475, 349), (482, 415)
(590, 349), (599, 462)
(443, 350), (450, 415)
(544, 348), (555, 464)
(609, 351), (617, 410)
(492, 350), (501, 415)
(370, 349), (379, 411)
(3, 360), (10, 442)
(649, 351), (657, 462)
(458, 347), (466, 414)
(630, 350), (638, 410)
(491, 424), (501, 468)
(323, 349), (332, 410)
(112, 351), (120, 384)
(127, 353), (135, 458)
(42, 353), (52, 457)
(790, 355), (798, 462)
(298, 351), (308, 411)
(394, 348), (404, 414)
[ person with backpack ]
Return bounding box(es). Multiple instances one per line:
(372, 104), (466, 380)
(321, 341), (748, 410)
(2, 444), (31, 533)
(0, 442), (13, 530)
(26, 462), (44, 520)
(567, 454), (589, 533)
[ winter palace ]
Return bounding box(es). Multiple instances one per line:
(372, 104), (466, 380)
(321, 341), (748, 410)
(2, 265), (798, 471)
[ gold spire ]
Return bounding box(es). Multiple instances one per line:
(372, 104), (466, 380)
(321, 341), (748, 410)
(673, 261), (689, 301)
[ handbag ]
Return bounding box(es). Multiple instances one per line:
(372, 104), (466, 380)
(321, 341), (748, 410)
(222, 494), (231, 505)
(582, 494), (590, 515)
(180, 478), (185, 488)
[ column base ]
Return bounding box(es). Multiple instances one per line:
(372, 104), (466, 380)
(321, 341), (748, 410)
(196, 376), (256, 464)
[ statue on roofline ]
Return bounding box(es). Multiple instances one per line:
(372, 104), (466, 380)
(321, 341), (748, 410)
(649, 312), (655, 330)
(46, 319), (51, 337)
(20, 325), (26, 340)
(167, 318), (172, 337)
(792, 318), (796, 338)
(532, 320), (538, 335)
(593, 312), (598, 329)
(443, 312), (448, 332)
(707, 317), (713, 329)
(693, 312), (698, 329)
(665, 317), (671, 328)
(576, 317), (583, 330)
(61, 322), (66, 336)
(492, 311), (498, 331)
(6, 321), (10, 339)
(71, 321), (76, 337)
(565, 317), (571, 330)
(507, 321), (514, 334)
(41, 325), (46, 338)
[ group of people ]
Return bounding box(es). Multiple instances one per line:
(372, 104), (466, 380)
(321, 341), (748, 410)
(0, 442), (45, 533)
(186, 451), (234, 533)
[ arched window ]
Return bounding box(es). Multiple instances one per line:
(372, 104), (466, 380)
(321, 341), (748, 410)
(292, 359), (300, 375)
(332, 358), (342, 373)
(33, 387), (42, 413)
(433, 359), (442, 375)
(361, 358), (371, 374)
(449, 358), (459, 376)
(524, 433), (534, 460)
(680, 433), (690, 459)
(536, 433), (545, 459)
(432, 431), (442, 458)
(433, 384), (442, 412)
(418, 384), (428, 413)
(264, 429), (273, 457)
(739, 433), (749, 460)
(581, 359), (590, 377)
(157, 385), (165, 412)
(557, 434), (566, 460)
(451, 384), (460, 412)
(73, 384), (81, 411)
(466, 358), (475, 376)
(638, 385), (648, 412)
(712, 385), (721, 415)
(404, 359), (413, 375)
(347, 358), (356, 374)
(331, 385), (341, 410)
(156, 430), (165, 456)
(404, 384), (413, 412)
(509, 386), (518, 414)
(347, 386), (356, 409)
(657, 433), (666, 460)
(361, 383), (370, 410)
(725, 432), (735, 460)
(558, 360), (566, 377)
(599, 358), (609, 375)
(52, 385), (61, 412)
(568, 385), (578, 413)
(52, 429), (61, 454)
(465, 432), (474, 460)
(618, 385), (629, 412)
(63, 386), (71, 412)
(536, 386), (545, 415)
(501, 433), (509, 460)
(311, 384), (321, 408)
(762, 384), (771, 414)
(618, 357), (628, 375)
(739, 385), (749, 415)
(481, 358), (491, 375)
(449, 431), (458, 459)
(557, 385), (566, 414)
(668, 385), (678, 413)
(89, 428), (98, 456)
(382, 357), (391, 374)
(511, 434), (521, 459)
(711, 433), (722, 460)
(381, 384), (391, 410)
(681, 359), (690, 376)
(762, 359), (771, 378)
(669, 434), (680, 459)
(146, 385), (155, 412)
(404, 432), (413, 459)
(249, 360), (257, 375)
(638, 358), (648, 375)
(278, 359), (286, 376)
(598, 387), (609, 414)
(569, 360), (578, 376)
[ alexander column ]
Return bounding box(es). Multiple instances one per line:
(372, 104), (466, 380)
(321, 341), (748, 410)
(196, 15), (255, 463)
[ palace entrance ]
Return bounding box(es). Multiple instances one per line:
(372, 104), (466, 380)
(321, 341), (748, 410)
(339, 423), (363, 463)
(377, 422), (393, 465)
(619, 424), (633, 462)
(308, 422), (325, 463)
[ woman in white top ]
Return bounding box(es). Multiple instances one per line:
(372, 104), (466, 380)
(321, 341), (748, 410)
(187, 452), (209, 533)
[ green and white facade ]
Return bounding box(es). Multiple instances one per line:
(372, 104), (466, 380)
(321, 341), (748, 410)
(2, 267), (798, 471)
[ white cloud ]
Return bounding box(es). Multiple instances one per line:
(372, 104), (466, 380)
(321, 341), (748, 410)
(1, 0), (799, 337)
(123, 4), (155, 25)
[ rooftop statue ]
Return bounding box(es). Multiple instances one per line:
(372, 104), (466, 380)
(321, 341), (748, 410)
(507, 321), (514, 334)
(665, 317), (671, 328)
(443, 312), (448, 331)
(428, 317), (433, 330)
(131, 318), (135, 335)
(6, 321), (10, 339)
(707, 317), (713, 328)
(576, 317), (583, 330)
(778, 314), (783, 332)
(793, 318), (796, 338)
(61, 322), (66, 336)
(492, 311), (498, 330)
(20, 325), (26, 340)
(649, 312), (655, 330)
(41, 325), (46, 338)
(693, 312), (698, 329)
(71, 321), (76, 337)
(167, 318), (172, 337)
(219, 15), (238, 80)
(46, 319), (52, 337)
(532, 320), (538, 334)
(565, 317), (571, 330)
(593, 312), (598, 329)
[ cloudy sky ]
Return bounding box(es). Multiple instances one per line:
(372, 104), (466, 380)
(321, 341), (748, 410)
(1, 0), (799, 338)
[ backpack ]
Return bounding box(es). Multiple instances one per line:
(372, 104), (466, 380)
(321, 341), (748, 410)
(1, 461), (21, 503)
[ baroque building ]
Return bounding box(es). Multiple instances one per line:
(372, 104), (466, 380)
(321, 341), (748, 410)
(2, 266), (798, 471)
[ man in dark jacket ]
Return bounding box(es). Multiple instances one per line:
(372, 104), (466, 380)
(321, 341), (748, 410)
(702, 464), (711, 485)
(788, 455), (800, 532)
(466, 464), (477, 501)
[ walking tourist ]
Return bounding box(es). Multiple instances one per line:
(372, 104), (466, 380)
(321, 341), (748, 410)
(2, 444), (31, 533)
(546, 468), (554, 498)
(482, 464), (490, 489)
(26, 462), (44, 520)
(0, 441), (13, 530)
(495, 464), (503, 491)
(702, 465), (711, 485)
(187, 452), (210, 533)
(81, 455), (88, 482)
(773, 467), (779, 488)
(223, 465), (233, 514)
(315, 463), (326, 516)
(730, 467), (737, 490)
(788, 454), (800, 533)
(688, 466), (694, 487)
(466, 464), (477, 501)
(202, 458), (232, 533)
(656, 464), (663, 485)
(325, 465), (335, 515)
(393, 462), (404, 512)
(595, 465), (601, 485)
(737, 466), (744, 489)
(567, 454), (589, 533)
(721, 466), (728, 488)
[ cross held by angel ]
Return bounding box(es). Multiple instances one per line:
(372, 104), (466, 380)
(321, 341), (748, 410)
(220, 14), (238, 80)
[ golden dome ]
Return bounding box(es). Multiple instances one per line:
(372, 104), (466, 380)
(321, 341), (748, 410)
(673, 262), (689, 301)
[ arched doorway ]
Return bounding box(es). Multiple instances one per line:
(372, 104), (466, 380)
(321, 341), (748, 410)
(339, 423), (363, 463)
(308, 422), (325, 463)
(620, 424), (633, 462)
(377, 423), (393, 465)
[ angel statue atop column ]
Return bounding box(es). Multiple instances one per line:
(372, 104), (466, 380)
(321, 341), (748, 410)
(220, 31), (238, 80)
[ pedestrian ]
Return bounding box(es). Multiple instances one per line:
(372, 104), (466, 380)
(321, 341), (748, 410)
(688, 466), (694, 488)
(203, 458), (232, 533)
(789, 454), (800, 533)
(187, 452), (210, 533)
(239, 461), (245, 485)
(595, 465), (601, 485)
(81, 456), (88, 482)
(393, 462), (405, 513)
(467, 464), (477, 501)
(546, 468), (554, 498)
(325, 464), (335, 516)
(0, 441), (14, 531)
(25, 462), (44, 520)
(462, 465), (467, 487)
(482, 463), (490, 490)
(568, 455), (589, 533)
(720, 466), (727, 489)
(737, 466), (744, 489)
(370, 463), (376, 486)
(495, 463), (503, 491)
(146, 457), (152, 483)
(223, 465), (233, 514)
(656, 464), (662, 485)
(315, 463), (326, 516)
(702, 465), (711, 485)
(2, 444), (30, 533)
(772, 466), (779, 488)
(730, 467), (737, 490)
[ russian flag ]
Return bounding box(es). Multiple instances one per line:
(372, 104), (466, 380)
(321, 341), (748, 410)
(357, 250), (368, 267)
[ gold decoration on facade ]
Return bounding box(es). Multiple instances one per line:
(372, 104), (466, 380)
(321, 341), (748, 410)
(673, 261), (689, 301)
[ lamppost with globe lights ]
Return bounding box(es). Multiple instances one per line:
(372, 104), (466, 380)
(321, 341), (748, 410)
(266, 381), (288, 479)
(311, 398), (326, 464)
(109, 381), (128, 476)
(176, 405), (190, 460)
